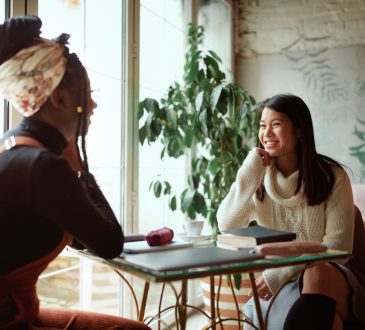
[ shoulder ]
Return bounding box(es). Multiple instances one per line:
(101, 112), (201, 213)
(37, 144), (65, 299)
(330, 164), (350, 182)
(0, 146), (72, 178)
(327, 164), (352, 195)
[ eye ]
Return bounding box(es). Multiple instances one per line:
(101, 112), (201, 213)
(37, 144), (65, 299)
(259, 123), (266, 128)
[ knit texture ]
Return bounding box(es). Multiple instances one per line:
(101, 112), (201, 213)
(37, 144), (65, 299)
(217, 149), (354, 293)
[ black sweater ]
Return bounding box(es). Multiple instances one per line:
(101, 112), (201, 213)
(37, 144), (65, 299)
(0, 117), (124, 275)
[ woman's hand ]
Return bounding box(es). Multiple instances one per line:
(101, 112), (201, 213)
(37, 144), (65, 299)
(61, 138), (83, 172)
(255, 147), (271, 167)
(248, 274), (272, 301)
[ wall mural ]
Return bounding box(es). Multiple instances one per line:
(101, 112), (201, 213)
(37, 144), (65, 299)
(238, 45), (365, 183)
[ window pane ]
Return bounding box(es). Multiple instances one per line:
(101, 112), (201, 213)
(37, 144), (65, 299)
(198, 0), (232, 75)
(0, 0), (5, 22)
(38, 0), (124, 315)
(139, 0), (187, 318)
(139, 0), (186, 235)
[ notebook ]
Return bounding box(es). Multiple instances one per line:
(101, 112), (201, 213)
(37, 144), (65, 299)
(123, 246), (263, 272)
(219, 224), (296, 247)
(123, 240), (193, 254)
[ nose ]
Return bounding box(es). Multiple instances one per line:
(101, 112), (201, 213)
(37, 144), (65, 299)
(264, 126), (273, 136)
(92, 100), (97, 110)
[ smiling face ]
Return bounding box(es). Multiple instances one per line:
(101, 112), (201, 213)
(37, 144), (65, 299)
(259, 107), (300, 161)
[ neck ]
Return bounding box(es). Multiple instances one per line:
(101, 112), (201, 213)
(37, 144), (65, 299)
(275, 154), (299, 177)
(32, 110), (75, 140)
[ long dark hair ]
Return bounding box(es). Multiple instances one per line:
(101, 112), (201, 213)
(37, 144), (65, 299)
(257, 94), (343, 206)
(57, 48), (90, 178)
(0, 15), (90, 180)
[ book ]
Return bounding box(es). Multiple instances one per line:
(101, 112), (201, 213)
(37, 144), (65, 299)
(218, 224), (296, 249)
(216, 242), (255, 251)
(123, 240), (193, 254)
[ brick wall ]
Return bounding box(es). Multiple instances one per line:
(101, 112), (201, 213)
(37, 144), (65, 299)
(235, 0), (365, 183)
(236, 0), (365, 57)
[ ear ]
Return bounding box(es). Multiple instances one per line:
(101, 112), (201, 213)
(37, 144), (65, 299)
(49, 89), (69, 110)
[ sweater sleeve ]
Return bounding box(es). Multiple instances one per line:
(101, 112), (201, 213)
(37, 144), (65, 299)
(322, 169), (354, 253)
(217, 149), (266, 231)
(263, 168), (354, 294)
(31, 153), (124, 259)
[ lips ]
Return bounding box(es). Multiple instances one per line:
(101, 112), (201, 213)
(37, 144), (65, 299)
(264, 141), (279, 148)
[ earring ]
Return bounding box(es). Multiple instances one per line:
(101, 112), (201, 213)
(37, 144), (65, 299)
(77, 106), (83, 113)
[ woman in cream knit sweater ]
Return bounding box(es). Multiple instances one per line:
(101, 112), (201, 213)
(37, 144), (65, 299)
(217, 94), (365, 329)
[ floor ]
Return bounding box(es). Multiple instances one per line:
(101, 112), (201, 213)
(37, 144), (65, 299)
(170, 311), (207, 330)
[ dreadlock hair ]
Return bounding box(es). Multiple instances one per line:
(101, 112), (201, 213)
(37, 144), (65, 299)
(57, 48), (91, 185)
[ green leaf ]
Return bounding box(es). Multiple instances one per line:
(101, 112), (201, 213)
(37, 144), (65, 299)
(163, 181), (171, 195)
(208, 158), (219, 175)
(167, 137), (184, 158)
(153, 181), (162, 198)
(187, 207), (196, 220)
(210, 84), (223, 111)
(169, 196), (177, 211)
(193, 191), (206, 213)
(181, 189), (195, 212)
(149, 181), (154, 190)
(205, 55), (225, 81)
(228, 86), (235, 121)
(139, 125), (147, 145)
(144, 98), (159, 114)
(186, 61), (199, 83)
(184, 127), (194, 147)
(208, 50), (222, 63)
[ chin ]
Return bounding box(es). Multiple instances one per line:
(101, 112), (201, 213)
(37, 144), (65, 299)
(265, 149), (278, 157)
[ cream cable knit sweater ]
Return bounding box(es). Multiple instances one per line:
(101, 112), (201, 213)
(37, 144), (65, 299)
(217, 149), (355, 293)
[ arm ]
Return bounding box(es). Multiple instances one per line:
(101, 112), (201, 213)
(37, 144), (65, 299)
(31, 152), (124, 259)
(217, 149), (266, 231)
(322, 168), (354, 252)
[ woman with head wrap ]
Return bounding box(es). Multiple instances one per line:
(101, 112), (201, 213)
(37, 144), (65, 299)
(0, 15), (150, 330)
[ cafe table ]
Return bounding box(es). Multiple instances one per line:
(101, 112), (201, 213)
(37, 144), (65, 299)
(71, 244), (350, 330)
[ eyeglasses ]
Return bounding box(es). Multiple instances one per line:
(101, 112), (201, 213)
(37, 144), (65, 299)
(63, 87), (100, 103)
(90, 88), (100, 103)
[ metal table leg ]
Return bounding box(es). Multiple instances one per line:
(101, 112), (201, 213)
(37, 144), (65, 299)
(249, 272), (265, 330)
(139, 281), (150, 322)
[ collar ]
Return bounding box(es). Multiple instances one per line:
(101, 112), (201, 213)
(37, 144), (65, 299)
(9, 117), (68, 155)
(264, 166), (306, 207)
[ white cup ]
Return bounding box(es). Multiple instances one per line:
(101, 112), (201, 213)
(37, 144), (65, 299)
(183, 220), (204, 236)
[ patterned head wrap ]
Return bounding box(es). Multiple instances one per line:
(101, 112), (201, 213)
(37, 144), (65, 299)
(0, 39), (67, 117)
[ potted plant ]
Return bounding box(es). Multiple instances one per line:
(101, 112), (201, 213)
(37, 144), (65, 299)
(138, 23), (261, 327)
(138, 23), (260, 233)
